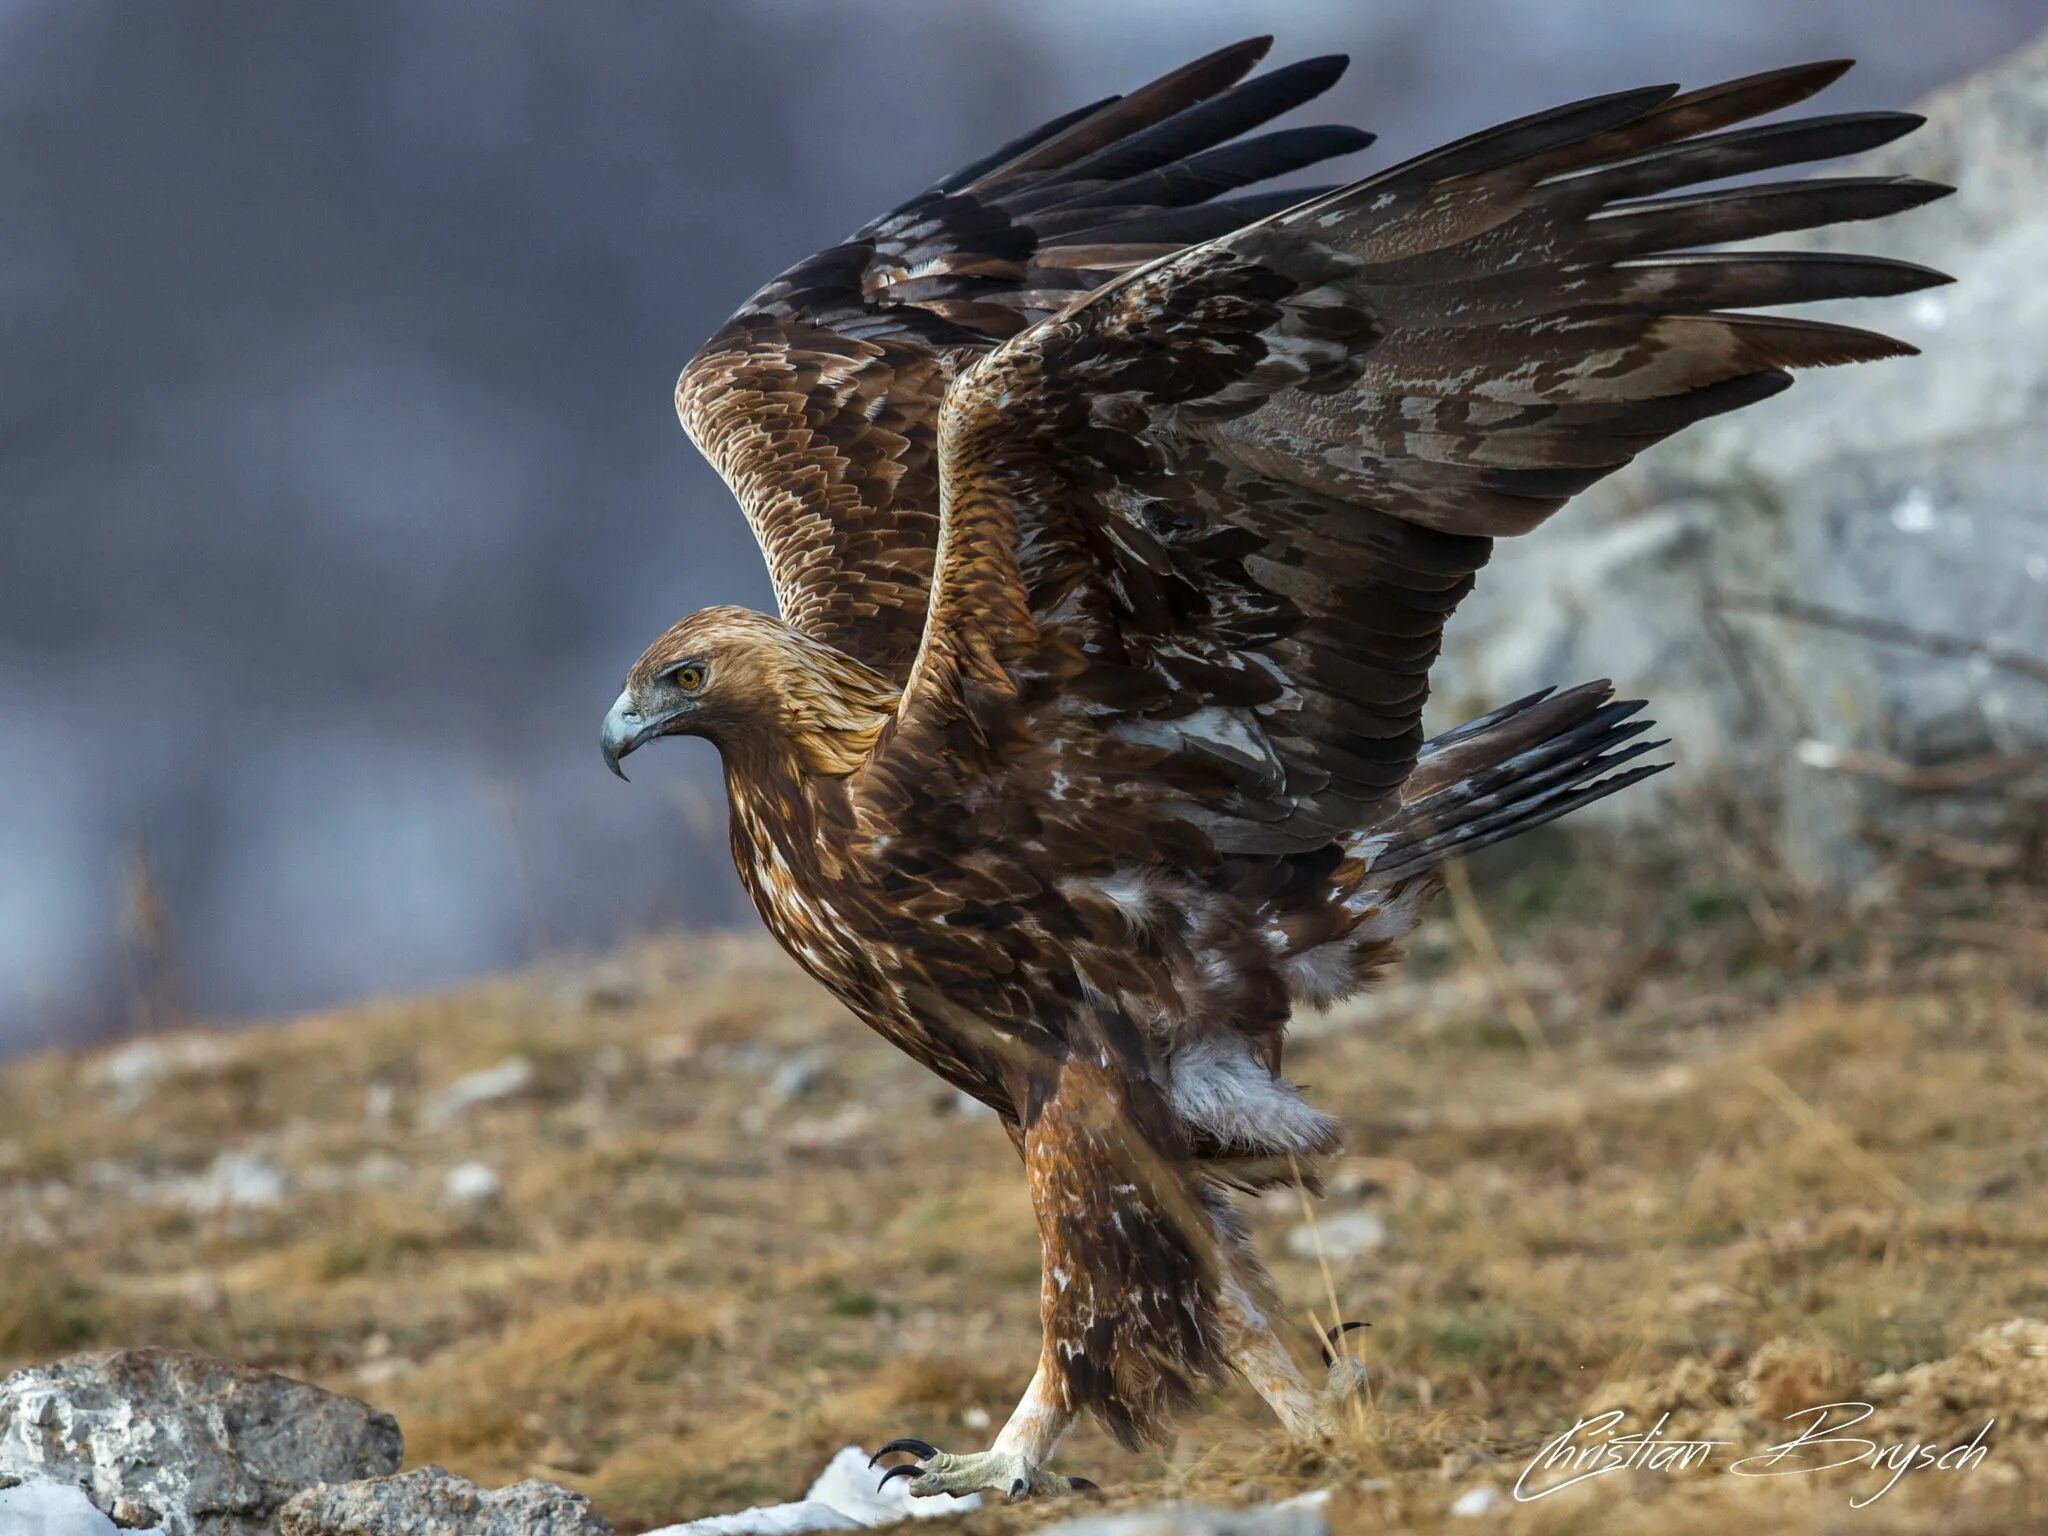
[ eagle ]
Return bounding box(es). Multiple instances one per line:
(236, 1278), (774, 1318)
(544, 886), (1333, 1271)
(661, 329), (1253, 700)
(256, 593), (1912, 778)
(599, 40), (1944, 1498)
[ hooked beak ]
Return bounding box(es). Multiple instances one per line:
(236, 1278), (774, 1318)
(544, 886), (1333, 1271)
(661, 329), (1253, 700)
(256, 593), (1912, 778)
(601, 690), (661, 781)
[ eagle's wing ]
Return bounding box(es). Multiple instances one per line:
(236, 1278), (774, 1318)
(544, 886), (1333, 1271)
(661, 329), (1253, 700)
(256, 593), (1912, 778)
(676, 39), (1375, 683)
(892, 61), (1948, 855)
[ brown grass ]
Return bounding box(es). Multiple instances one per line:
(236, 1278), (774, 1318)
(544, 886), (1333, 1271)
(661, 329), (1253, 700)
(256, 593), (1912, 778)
(1, 860), (2045, 1533)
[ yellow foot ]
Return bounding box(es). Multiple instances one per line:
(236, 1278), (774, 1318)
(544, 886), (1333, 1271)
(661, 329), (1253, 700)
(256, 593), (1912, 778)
(870, 1439), (1095, 1499)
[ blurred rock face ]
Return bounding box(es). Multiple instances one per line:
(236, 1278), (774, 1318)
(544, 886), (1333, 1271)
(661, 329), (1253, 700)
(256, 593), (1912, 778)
(1440, 34), (2048, 888)
(3, 3), (2044, 1048)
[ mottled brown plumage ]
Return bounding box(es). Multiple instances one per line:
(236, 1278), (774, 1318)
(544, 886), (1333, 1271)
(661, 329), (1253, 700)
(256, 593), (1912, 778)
(605, 40), (1946, 1490)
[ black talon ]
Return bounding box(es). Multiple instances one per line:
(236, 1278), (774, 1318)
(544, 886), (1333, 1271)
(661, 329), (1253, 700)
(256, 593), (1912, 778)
(869, 1437), (939, 1468)
(877, 1463), (925, 1491)
(1319, 1319), (1371, 1365)
(1067, 1476), (1100, 1492)
(1008, 1478), (1027, 1498)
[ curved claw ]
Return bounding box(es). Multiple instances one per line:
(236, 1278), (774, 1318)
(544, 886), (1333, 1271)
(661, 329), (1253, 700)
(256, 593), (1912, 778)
(868, 1437), (940, 1468)
(1319, 1319), (1371, 1365)
(1067, 1476), (1100, 1492)
(876, 1462), (925, 1492)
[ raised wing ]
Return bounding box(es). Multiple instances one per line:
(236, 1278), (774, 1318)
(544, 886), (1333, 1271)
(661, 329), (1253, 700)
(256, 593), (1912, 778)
(676, 38), (1375, 683)
(898, 61), (1949, 853)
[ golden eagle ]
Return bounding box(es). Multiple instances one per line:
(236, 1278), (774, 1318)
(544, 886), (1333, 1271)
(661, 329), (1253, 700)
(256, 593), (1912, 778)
(601, 39), (1944, 1497)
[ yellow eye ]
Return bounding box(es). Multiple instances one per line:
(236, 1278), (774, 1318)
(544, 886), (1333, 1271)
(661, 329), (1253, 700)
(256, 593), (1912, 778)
(672, 664), (706, 693)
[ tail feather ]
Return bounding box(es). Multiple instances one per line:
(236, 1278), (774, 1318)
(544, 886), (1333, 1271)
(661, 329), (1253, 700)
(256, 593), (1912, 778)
(1364, 682), (1667, 881)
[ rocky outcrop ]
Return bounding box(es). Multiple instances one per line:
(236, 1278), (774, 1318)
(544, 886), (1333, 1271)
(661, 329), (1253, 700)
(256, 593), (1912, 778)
(281, 1466), (614, 1536)
(0, 1349), (401, 1536)
(1437, 30), (2048, 886)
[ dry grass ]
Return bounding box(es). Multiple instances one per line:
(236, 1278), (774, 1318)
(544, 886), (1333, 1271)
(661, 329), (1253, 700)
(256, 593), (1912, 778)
(1, 850), (2045, 1533)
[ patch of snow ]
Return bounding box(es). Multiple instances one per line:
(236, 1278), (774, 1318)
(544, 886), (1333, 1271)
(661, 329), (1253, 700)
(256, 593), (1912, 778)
(644, 1446), (980, 1536)
(0, 1479), (164, 1535)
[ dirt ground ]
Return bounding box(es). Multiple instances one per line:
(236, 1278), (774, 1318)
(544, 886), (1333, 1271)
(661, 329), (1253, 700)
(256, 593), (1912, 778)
(3, 840), (2045, 1534)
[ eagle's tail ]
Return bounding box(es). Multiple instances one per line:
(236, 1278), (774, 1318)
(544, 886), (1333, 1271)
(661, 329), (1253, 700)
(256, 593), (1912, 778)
(1359, 681), (1667, 884)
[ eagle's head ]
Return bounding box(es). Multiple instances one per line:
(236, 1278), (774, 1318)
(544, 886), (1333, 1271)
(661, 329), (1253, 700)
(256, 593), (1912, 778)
(603, 605), (899, 780)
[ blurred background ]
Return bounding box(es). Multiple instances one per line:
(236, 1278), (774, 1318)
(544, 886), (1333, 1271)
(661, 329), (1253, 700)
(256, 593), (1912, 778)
(6, 0), (2046, 1054)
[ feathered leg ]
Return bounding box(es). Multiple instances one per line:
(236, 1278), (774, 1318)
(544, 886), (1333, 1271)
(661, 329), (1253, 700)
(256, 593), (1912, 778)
(1216, 1224), (1365, 1438)
(876, 1049), (1225, 1497)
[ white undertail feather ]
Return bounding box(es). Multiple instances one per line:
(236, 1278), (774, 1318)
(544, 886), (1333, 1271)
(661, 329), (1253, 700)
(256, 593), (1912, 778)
(1168, 1034), (1340, 1156)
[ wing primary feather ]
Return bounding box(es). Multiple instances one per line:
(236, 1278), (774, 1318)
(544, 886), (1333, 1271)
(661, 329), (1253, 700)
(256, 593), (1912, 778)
(963, 36), (1275, 189)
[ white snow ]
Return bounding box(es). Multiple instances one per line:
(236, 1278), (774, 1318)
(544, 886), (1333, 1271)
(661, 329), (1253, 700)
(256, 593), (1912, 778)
(0, 1480), (163, 1536)
(644, 1446), (980, 1536)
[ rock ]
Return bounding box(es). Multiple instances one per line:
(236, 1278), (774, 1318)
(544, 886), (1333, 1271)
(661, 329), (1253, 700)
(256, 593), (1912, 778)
(1449, 1486), (1505, 1518)
(424, 1056), (534, 1126)
(1286, 1210), (1385, 1261)
(1033, 1501), (1328, 1536)
(1436, 32), (2048, 887)
(281, 1466), (612, 1536)
(0, 1348), (402, 1536)
(767, 1052), (828, 1103)
(0, 1478), (160, 1535)
(647, 1501), (864, 1536)
(92, 1035), (233, 1106)
(443, 1161), (503, 1204)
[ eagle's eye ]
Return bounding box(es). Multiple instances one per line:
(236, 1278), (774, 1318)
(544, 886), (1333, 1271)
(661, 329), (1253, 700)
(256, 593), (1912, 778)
(670, 663), (707, 694)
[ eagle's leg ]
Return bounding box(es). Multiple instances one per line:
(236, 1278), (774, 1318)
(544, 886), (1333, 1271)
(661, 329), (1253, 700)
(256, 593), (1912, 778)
(1217, 1230), (1367, 1437)
(1217, 1254), (1335, 1439)
(872, 1356), (1087, 1498)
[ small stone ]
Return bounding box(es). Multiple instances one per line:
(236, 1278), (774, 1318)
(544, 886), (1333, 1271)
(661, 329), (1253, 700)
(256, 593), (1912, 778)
(1451, 1487), (1505, 1518)
(443, 1162), (503, 1204)
(1285, 1210), (1385, 1261)
(424, 1057), (534, 1127)
(767, 1052), (827, 1102)
(178, 1152), (291, 1212)
(281, 1466), (613, 1535)
(1026, 1500), (1327, 1536)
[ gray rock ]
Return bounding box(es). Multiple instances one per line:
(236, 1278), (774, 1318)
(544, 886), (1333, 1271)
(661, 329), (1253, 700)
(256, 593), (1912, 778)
(1286, 1210), (1385, 1261)
(1034, 1499), (1327, 1536)
(0, 1348), (402, 1536)
(281, 1466), (613, 1536)
(424, 1056), (535, 1126)
(1438, 31), (2048, 887)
